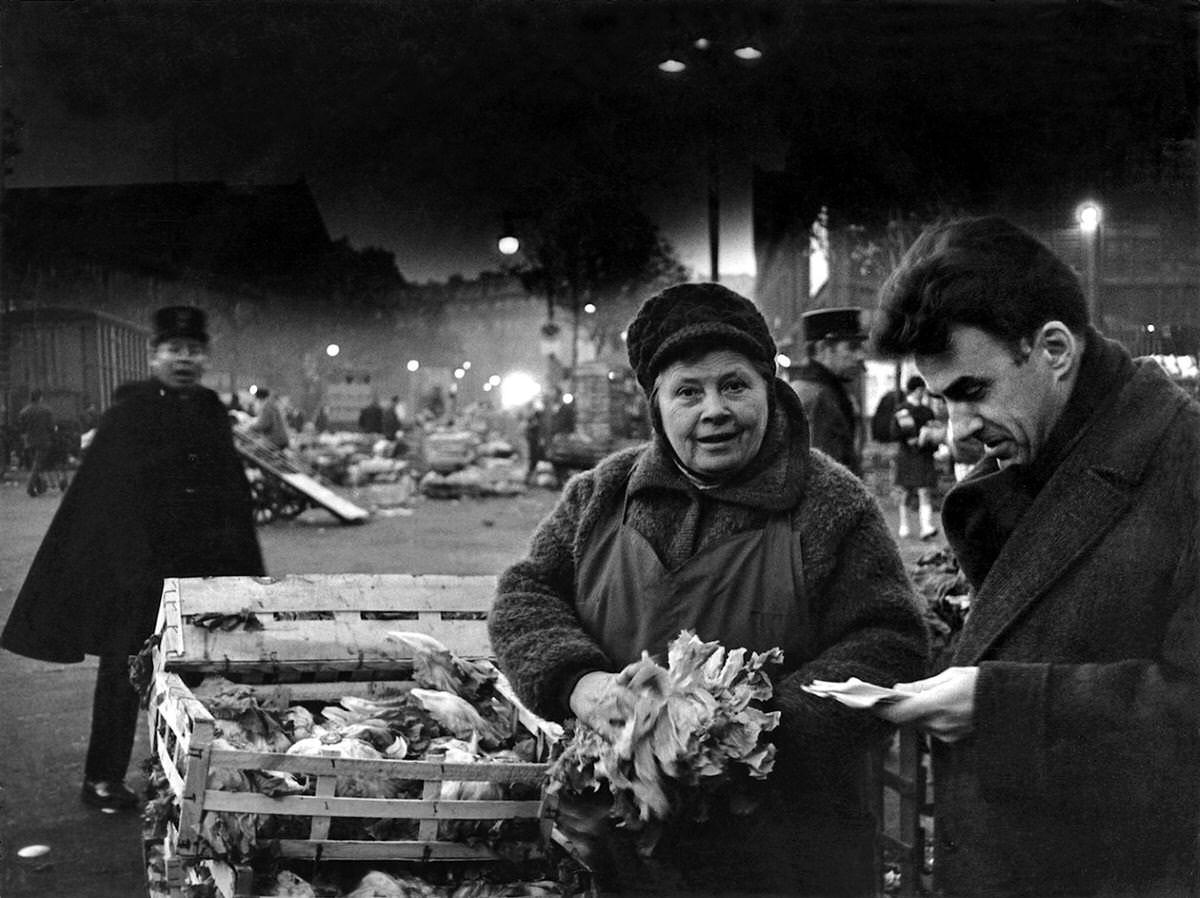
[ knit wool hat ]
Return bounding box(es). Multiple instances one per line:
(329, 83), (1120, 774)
(626, 283), (777, 393)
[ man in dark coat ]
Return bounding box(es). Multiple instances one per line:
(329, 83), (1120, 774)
(788, 307), (867, 475)
(17, 388), (56, 496)
(869, 217), (1200, 897)
(1, 305), (264, 813)
(358, 396), (385, 435)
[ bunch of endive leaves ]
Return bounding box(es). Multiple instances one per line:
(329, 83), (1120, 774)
(547, 631), (783, 851)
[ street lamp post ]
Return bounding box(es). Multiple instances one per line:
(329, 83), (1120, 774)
(659, 38), (763, 284)
(1077, 201), (1103, 325)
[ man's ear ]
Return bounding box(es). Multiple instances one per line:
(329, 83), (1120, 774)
(1037, 321), (1079, 380)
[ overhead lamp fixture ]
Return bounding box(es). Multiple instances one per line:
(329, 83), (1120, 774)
(733, 45), (763, 61)
(658, 58), (687, 74)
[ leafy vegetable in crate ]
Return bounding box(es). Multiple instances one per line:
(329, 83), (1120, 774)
(285, 731), (402, 799)
(409, 688), (509, 747)
(548, 631), (782, 855)
(270, 869), (317, 897)
(207, 685), (295, 754)
(199, 737), (264, 861)
(347, 869), (443, 898)
(387, 630), (499, 701)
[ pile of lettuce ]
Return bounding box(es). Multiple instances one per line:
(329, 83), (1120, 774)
(547, 630), (783, 848)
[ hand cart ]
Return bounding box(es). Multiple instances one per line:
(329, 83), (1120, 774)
(234, 429), (369, 525)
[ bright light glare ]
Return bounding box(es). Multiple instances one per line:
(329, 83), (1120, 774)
(325, 343), (340, 358)
(1077, 202), (1102, 234)
(498, 236), (520, 255)
(562, 393), (574, 405)
(454, 368), (465, 380)
(734, 45), (763, 60)
(1147, 324), (1157, 333)
(584, 303), (596, 314)
(462, 361), (471, 370)
(658, 58), (686, 74)
(249, 384), (259, 396)
(775, 353), (792, 369)
(488, 374), (502, 387)
(406, 359), (420, 372)
(499, 371), (541, 409)
(694, 38), (711, 50)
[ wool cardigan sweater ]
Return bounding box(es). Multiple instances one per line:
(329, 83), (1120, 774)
(490, 381), (929, 800)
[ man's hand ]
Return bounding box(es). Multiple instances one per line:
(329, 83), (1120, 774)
(872, 666), (979, 743)
(569, 671), (637, 738)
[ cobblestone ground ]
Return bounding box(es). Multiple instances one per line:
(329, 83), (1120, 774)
(0, 465), (935, 897)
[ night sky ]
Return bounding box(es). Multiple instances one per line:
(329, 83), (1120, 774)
(3, 1), (1195, 282)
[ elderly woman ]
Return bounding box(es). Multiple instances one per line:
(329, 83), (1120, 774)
(489, 283), (928, 896)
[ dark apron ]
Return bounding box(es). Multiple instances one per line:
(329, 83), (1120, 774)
(566, 488), (874, 896)
(574, 487), (811, 667)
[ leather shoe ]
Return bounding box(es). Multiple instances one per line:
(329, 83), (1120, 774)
(81, 780), (140, 814)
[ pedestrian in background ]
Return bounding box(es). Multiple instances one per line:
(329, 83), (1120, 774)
(1, 305), (264, 813)
(788, 307), (867, 476)
(381, 395), (402, 439)
(358, 395), (384, 435)
(890, 374), (940, 540)
(867, 216), (1199, 897)
(17, 388), (55, 497)
(247, 386), (291, 451)
(522, 401), (546, 485)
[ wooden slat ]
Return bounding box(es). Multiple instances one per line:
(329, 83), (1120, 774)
(309, 776), (334, 841)
(207, 748), (547, 783)
(272, 839), (527, 861)
(174, 618), (492, 669)
(417, 779), (440, 843)
(202, 791), (544, 820)
(174, 721), (216, 859)
(171, 574), (497, 614)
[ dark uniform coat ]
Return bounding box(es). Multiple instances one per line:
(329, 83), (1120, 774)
(935, 340), (1200, 897)
(790, 360), (861, 475)
(2, 380), (264, 663)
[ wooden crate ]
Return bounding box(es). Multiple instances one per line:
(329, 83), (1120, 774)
(145, 574), (562, 898)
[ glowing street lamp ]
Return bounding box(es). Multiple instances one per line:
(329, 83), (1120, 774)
(498, 235), (520, 255)
(1077, 201), (1102, 234)
(325, 343), (340, 358)
(1076, 201), (1104, 321)
(406, 359), (420, 372)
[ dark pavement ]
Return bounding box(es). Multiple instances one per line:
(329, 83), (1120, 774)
(0, 470), (933, 897)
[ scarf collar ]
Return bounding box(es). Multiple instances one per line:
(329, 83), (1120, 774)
(943, 327), (1135, 587)
(629, 378), (810, 511)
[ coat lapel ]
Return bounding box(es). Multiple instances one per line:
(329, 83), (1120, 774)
(953, 361), (1190, 665)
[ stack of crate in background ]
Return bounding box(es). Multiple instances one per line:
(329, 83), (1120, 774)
(570, 361), (646, 444)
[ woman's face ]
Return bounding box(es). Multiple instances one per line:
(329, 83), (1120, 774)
(655, 349), (770, 477)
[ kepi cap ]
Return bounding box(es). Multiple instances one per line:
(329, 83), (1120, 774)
(801, 307), (867, 343)
(152, 305), (209, 346)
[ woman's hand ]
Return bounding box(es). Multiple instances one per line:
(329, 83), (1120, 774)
(569, 671), (637, 737)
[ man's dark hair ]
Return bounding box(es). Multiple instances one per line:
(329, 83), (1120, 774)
(872, 216), (1089, 359)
